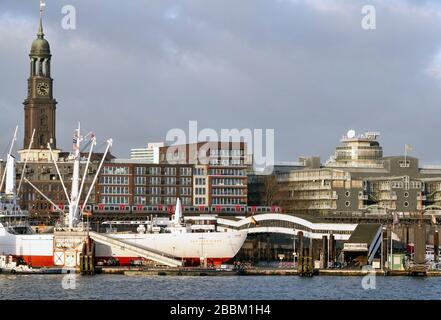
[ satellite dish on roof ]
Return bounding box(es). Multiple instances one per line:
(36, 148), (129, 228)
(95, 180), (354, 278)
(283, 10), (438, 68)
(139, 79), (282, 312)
(347, 129), (356, 139)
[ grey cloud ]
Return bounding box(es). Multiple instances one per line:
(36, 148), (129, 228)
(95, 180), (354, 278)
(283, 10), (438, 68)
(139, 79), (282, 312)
(1, 0), (441, 163)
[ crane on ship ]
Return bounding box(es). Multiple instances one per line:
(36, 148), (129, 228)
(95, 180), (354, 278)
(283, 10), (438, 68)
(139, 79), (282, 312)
(24, 123), (113, 230)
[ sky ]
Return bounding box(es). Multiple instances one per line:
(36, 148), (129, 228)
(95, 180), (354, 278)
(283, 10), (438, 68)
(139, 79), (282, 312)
(1, 0), (441, 164)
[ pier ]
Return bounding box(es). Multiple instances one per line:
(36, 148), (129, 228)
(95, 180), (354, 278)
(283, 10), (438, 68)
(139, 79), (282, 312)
(96, 266), (441, 277)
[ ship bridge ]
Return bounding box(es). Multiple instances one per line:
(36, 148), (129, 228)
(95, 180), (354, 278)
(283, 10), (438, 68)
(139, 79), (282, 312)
(216, 213), (357, 240)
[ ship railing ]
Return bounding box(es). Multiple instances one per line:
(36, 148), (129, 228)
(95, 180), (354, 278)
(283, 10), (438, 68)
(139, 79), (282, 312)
(0, 209), (29, 218)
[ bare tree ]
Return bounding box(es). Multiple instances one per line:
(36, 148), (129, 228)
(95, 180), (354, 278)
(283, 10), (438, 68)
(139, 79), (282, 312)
(262, 175), (279, 206)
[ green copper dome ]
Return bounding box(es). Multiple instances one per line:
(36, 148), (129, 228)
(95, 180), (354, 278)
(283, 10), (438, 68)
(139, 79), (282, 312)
(30, 37), (51, 56)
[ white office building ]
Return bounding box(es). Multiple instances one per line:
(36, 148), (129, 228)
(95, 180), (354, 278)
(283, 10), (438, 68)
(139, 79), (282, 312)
(130, 142), (164, 163)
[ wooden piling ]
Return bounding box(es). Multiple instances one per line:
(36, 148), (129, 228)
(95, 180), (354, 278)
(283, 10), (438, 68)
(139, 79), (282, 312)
(329, 234), (335, 266)
(322, 235), (328, 269)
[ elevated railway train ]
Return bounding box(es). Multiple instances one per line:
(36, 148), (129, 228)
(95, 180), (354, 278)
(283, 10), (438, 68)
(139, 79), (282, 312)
(48, 204), (285, 216)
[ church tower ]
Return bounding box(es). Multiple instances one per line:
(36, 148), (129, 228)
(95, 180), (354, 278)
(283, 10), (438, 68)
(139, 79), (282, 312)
(21, 3), (58, 161)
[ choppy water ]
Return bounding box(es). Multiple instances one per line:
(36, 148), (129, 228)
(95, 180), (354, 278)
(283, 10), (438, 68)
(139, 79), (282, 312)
(0, 274), (440, 300)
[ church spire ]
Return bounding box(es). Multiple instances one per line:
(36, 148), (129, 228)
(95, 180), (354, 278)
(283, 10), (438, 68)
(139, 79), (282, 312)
(24, 0), (57, 151)
(30, 0), (50, 58)
(37, 1), (45, 38)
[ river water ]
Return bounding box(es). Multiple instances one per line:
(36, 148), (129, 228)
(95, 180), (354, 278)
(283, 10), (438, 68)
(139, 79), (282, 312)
(0, 274), (440, 300)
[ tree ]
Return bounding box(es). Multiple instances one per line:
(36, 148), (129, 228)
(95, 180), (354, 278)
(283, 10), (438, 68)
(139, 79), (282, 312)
(262, 175), (279, 206)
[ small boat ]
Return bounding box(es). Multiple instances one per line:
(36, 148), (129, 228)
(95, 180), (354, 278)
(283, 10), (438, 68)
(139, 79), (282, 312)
(0, 255), (38, 274)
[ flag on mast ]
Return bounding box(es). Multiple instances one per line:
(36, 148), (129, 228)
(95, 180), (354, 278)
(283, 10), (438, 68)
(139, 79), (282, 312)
(72, 133), (79, 150)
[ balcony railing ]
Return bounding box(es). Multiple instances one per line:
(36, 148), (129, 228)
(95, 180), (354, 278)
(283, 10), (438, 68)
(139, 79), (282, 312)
(288, 185), (332, 191)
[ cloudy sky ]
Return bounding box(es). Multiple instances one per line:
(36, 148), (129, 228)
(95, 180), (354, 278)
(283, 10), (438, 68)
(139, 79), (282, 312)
(1, 0), (441, 163)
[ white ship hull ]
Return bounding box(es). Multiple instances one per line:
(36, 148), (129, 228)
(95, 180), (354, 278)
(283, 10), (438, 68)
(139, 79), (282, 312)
(96, 231), (248, 265)
(0, 223), (247, 266)
(0, 224), (54, 266)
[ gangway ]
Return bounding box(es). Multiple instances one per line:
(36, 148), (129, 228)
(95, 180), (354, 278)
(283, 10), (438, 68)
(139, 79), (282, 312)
(342, 224), (382, 265)
(367, 226), (382, 264)
(88, 232), (183, 267)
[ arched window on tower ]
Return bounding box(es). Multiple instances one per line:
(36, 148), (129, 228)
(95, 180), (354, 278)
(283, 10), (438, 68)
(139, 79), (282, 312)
(41, 114), (48, 127)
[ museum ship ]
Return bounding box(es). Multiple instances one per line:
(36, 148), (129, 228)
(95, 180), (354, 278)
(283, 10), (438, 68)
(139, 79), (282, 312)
(0, 127), (247, 267)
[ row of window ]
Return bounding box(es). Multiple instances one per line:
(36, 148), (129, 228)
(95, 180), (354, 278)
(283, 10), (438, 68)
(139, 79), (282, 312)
(133, 167), (193, 176)
(133, 196), (192, 206)
(104, 166), (194, 176)
(101, 186), (130, 194)
(378, 181), (422, 190)
(209, 159), (243, 166)
(194, 197), (206, 205)
(208, 169), (246, 176)
(102, 167), (129, 175)
(133, 187), (192, 195)
(194, 168), (206, 176)
(195, 187), (206, 195)
(210, 149), (244, 156)
(212, 198), (245, 205)
(100, 196), (129, 204)
(100, 176), (129, 185)
(212, 178), (245, 186)
(212, 188), (245, 196)
(134, 177), (192, 185)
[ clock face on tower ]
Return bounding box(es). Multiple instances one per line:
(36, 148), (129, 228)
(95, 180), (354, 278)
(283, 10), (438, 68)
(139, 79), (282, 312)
(37, 82), (49, 96)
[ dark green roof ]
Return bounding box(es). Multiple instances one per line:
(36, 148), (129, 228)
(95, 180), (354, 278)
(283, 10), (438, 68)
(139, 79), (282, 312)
(346, 223), (381, 244)
(31, 37), (50, 56)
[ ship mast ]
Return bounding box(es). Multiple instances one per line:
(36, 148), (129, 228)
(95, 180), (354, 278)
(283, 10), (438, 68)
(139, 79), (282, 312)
(174, 197), (182, 226)
(0, 126), (18, 194)
(26, 123), (112, 229)
(69, 123), (82, 228)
